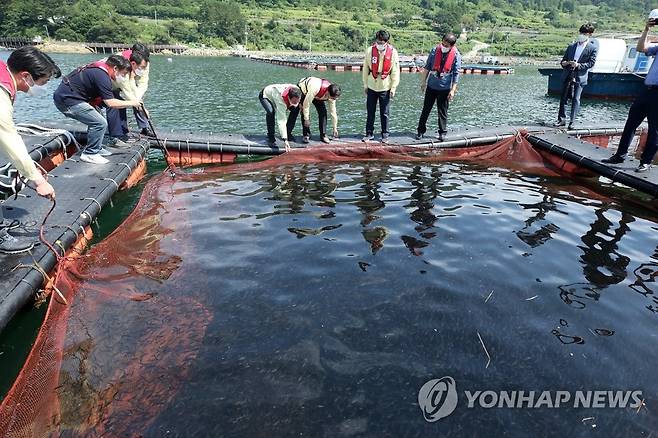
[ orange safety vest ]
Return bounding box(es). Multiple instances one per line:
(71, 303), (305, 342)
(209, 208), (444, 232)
(432, 46), (456, 74)
(370, 44), (393, 79)
(0, 61), (17, 104)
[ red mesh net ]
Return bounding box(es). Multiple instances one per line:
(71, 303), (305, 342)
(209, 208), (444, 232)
(0, 136), (562, 436)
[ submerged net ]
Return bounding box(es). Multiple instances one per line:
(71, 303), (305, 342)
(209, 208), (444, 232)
(0, 136), (567, 436)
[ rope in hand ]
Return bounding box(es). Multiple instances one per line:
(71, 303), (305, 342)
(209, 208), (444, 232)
(16, 163), (72, 305)
(140, 103), (176, 174)
(37, 197), (69, 305)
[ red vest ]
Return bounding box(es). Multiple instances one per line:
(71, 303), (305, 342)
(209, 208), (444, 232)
(121, 49), (132, 60)
(371, 44), (393, 79)
(0, 61), (17, 104)
(432, 46), (456, 74)
(85, 61), (114, 106)
(88, 60), (113, 77)
(315, 79), (332, 99)
(282, 86), (294, 109)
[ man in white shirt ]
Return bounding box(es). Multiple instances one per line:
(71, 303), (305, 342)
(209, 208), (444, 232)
(0, 46), (60, 253)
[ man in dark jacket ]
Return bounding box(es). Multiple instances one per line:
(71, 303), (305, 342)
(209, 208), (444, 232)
(554, 23), (598, 129)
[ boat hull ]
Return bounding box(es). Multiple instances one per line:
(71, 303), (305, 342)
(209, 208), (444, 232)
(538, 68), (646, 99)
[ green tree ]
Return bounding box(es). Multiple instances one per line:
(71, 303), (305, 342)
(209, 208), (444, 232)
(53, 0), (116, 42)
(339, 24), (366, 52)
(86, 15), (140, 43)
(167, 19), (200, 43)
(198, 1), (246, 46)
(431, 4), (463, 35)
(1, 0), (66, 37)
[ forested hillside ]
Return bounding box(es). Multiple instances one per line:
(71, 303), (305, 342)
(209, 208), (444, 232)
(0, 0), (654, 55)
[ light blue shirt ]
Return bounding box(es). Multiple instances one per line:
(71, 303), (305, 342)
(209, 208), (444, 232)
(644, 44), (658, 85)
(424, 47), (461, 91)
(573, 41), (587, 61)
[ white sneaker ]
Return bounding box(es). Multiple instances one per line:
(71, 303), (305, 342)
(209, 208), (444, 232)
(98, 148), (113, 157)
(80, 153), (109, 164)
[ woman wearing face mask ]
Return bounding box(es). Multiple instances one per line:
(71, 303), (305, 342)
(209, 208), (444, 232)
(415, 33), (461, 142)
(362, 29), (400, 143)
(106, 44), (152, 144)
(554, 23), (598, 129)
(0, 46), (60, 253)
(53, 55), (141, 165)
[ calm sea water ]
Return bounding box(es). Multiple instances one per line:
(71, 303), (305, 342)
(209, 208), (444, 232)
(5, 52), (632, 133)
(1, 52), (657, 435)
(55, 161), (658, 436)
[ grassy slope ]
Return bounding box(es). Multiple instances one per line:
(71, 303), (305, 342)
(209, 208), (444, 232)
(126, 2), (644, 58)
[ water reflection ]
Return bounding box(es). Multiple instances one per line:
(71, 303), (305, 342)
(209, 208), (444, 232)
(629, 246), (658, 314)
(37, 161), (658, 436)
(579, 207), (633, 287)
(516, 193), (560, 247)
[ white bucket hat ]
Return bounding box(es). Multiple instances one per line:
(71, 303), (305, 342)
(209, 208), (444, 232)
(649, 9), (658, 19)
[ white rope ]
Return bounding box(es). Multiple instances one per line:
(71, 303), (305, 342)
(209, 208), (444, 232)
(15, 123), (81, 151)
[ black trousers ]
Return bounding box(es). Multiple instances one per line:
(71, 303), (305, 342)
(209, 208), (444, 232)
(417, 87), (450, 135)
(557, 79), (584, 124)
(259, 90), (298, 141)
(106, 89), (149, 137)
(615, 87), (658, 164)
(365, 89), (391, 136)
(287, 96), (328, 138)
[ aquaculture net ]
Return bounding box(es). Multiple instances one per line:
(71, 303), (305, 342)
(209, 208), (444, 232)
(0, 135), (559, 437)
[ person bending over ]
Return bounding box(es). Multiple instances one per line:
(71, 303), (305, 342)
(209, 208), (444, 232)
(54, 55), (141, 165)
(259, 84), (302, 152)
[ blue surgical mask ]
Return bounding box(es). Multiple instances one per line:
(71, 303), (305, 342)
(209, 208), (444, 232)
(441, 45), (450, 53)
(376, 42), (386, 51)
(135, 67), (145, 76)
(577, 34), (588, 43)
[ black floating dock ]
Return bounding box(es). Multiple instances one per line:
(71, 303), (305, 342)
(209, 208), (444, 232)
(50, 121), (552, 155)
(528, 132), (658, 197)
(0, 136), (149, 333)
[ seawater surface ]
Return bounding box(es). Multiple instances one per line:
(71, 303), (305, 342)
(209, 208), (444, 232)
(52, 160), (658, 436)
(4, 53), (632, 133)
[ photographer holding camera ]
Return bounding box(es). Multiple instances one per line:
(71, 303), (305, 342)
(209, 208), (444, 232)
(553, 23), (598, 130)
(603, 10), (658, 172)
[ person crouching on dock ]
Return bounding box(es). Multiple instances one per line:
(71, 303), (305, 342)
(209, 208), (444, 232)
(0, 46), (60, 253)
(259, 84), (302, 151)
(106, 43), (152, 145)
(54, 55), (142, 165)
(293, 77), (341, 144)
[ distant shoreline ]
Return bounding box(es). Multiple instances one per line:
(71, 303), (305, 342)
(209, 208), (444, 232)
(2, 40), (557, 67)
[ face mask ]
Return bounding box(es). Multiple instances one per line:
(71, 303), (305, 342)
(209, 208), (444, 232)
(441, 45), (450, 53)
(376, 42), (386, 51)
(135, 67), (145, 76)
(24, 74), (47, 97)
(115, 74), (129, 84)
(577, 34), (588, 43)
